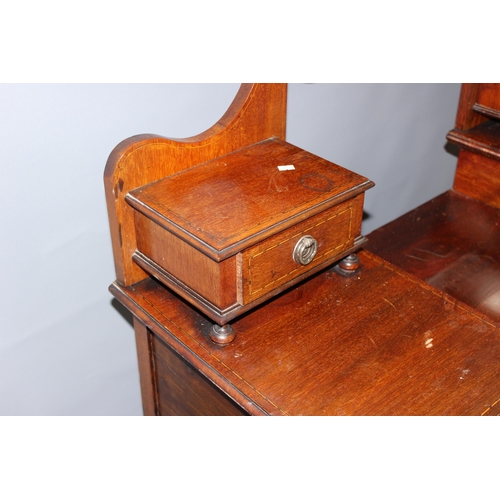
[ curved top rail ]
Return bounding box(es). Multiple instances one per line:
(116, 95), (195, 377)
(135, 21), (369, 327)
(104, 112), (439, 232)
(104, 83), (288, 285)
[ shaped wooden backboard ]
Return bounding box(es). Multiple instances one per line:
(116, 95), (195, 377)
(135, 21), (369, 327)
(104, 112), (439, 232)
(104, 84), (288, 286)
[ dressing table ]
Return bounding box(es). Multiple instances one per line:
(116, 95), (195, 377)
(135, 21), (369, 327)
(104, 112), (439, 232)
(104, 83), (500, 415)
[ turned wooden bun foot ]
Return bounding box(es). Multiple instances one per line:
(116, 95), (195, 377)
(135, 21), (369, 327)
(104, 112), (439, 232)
(210, 324), (236, 345)
(333, 253), (361, 276)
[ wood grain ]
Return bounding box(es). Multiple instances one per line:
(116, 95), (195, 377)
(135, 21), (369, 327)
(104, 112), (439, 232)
(126, 138), (373, 260)
(152, 335), (248, 416)
(126, 136), (373, 326)
(240, 196), (361, 303)
(447, 120), (500, 162)
(110, 250), (500, 415)
(453, 150), (500, 209)
(476, 83), (500, 119)
(134, 211), (237, 310)
(104, 84), (287, 286)
(454, 83), (489, 130)
(366, 190), (500, 323)
(133, 317), (157, 415)
(106, 82), (500, 416)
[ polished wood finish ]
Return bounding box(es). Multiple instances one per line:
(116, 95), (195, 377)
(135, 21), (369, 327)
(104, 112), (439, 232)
(366, 190), (500, 322)
(367, 83), (500, 325)
(453, 149), (500, 210)
(454, 83), (490, 130)
(152, 336), (247, 416)
(133, 211), (238, 310)
(476, 83), (500, 120)
(447, 120), (500, 162)
(447, 85), (500, 209)
(104, 84), (287, 287)
(239, 196), (363, 304)
(106, 83), (500, 416)
(126, 137), (373, 326)
(133, 317), (156, 416)
(447, 111), (500, 209)
(127, 138), (371, 260)
(110, 250), (500, 416)
(453, 83), (500, 130)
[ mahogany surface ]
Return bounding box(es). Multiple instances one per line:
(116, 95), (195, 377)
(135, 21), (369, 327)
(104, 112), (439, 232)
(447, 114), (500, 210)
(475, 83), (500, 120)
(133, 318), (156, 416)
(105, 83), (500, 416)
(454, 83), (500, 129)
(366, 190), (500, 323)
(127, 138), (372, 260)
(367, 84), (500, 323)
(110, 250), (500, 416)
(125, 137), (372, 327)
(447, 120), (500, 162)
(452, 149), (500, 211)
(104, 84), (287, 287)
(152, 337), (248, 416)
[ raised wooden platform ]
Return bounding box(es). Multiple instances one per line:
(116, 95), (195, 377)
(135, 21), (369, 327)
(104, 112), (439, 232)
(110, 249), (500, 416)
(105, 84), (500, 416)
(366, 190), (500, 323)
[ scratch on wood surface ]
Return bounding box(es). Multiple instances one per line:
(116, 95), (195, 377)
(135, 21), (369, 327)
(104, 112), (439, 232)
(413, 247), (449, 258)
(405, 253), (429, 262)
(268, 173), (289, 192)
(367, 335), (377, 347)
(383, 297), (396, 309)
(424, 330), (433, 348)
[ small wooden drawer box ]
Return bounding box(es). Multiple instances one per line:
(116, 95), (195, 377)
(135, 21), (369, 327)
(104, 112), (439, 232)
(126, 138), (374, 342)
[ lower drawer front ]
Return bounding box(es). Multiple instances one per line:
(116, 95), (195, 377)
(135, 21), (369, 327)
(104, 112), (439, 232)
(153, 336), (248, 416)
(239, 197), (362, 304)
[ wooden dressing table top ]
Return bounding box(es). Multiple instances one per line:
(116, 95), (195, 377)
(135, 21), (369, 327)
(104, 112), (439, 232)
(110, 250), (500, 416)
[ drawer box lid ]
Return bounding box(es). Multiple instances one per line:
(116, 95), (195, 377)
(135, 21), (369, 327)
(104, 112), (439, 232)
(126, 138), (374, 261)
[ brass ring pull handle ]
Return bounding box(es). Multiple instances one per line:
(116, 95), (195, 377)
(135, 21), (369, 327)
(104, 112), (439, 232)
(293, 235), (318, 265)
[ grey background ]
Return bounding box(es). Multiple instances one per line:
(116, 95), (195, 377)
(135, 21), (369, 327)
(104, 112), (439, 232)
(0, 83), (462, 415)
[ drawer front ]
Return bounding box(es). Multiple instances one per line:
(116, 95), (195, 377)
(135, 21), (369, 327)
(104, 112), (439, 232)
(239, 196), (363, 304)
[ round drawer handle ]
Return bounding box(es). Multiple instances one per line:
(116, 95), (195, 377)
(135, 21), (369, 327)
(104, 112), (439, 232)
(293, 235), (318, 265)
